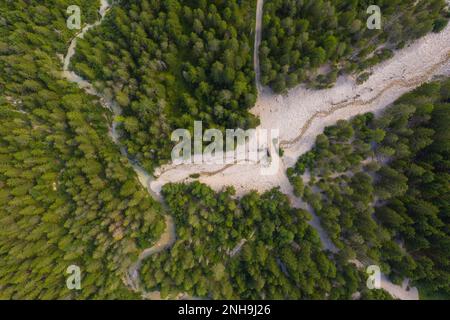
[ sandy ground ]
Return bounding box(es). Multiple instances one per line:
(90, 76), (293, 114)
(64, 0), (450, 301)
(123, 216), (176, 295)
(380, 276), (419, 301)
(350, 260), (419, 300)
(152, 24), (450, 199)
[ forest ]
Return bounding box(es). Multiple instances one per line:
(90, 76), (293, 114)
(140, 182), (390, 299)
(70, 0), (259, 173)
(1, 0), (449, 300)
(260, 0), (449, 92)
(287, 79), (450, 298)
(0, 0), (165, 299)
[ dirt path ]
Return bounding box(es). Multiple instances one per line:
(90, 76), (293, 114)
(149, 1), (450, 300)
(61, 0), (450, 300)
(152, 27), (450, 194)
(62, 0), (176, 299)
(254, 0), (264, 94)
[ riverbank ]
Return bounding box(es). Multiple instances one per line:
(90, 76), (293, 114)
(152, 23), (450, 199)
(62, 0), (450, 301)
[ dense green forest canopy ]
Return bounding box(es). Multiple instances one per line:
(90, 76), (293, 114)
(140, 182), (386, 299)
(70, 0), (259, 173)
(260, 0), (449, 92)
(288, 79), (450, 297)
(0, 0), (165, 299)
(1, 0), (449, 301)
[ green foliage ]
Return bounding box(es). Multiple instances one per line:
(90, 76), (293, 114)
(2, 0), (449, 301)
(71, 0), (259, 172)
(0, 0), (164, 299)
(288, 80), (450, 297)
(140, 182), (370, 299)
(360, 288), (395, 300)
(260, 0), (449, 92)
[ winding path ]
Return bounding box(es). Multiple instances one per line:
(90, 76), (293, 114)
(122, 216), (176, 295)
(148, 0), (450, 300)
(61, 0), (450, 300)
(254, 0), (264, 94)
(62, 0), (175, 299)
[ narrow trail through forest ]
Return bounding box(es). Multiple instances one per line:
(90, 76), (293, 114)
(60, 0), (447, 300)
(148, 0), (450, 300)
(254, 0), (264, 94)
(62, 0), (176, 298)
